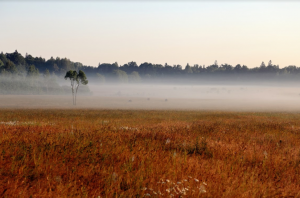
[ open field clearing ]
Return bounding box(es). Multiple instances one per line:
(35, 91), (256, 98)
(1, 109), (300, 197)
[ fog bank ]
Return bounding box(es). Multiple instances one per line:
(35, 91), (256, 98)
(1, 83), (300, 112)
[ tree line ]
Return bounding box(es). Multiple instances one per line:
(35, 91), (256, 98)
(0, 50), (91, 95)
(1, 50), (300, 84)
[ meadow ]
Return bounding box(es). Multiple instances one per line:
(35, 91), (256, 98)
(1, 109), (300, 197)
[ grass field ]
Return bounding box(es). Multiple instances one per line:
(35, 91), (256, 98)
(1, 109), (300, 197)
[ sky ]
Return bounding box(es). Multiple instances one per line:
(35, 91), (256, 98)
(1, 1), (300, 68)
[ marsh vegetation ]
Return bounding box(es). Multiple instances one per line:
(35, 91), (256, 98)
(1, 109), (300, 197)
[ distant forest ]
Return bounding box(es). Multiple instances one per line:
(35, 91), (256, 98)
(1, 50), (300, 86)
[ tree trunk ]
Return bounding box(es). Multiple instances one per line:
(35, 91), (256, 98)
(75, 84), (79, 106)
(72, 89), (75, 105)
(71, 80), (75, 105)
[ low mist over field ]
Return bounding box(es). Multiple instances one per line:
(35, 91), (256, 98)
(1, 50), (300, 111)
(1, 81), (300, 111)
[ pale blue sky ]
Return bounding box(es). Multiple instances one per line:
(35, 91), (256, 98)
(1, 1), (300, 68)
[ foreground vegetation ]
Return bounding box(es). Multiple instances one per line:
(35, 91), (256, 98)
(1, 109), (300, 197)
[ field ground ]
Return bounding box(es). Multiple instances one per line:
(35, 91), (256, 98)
(1, 91), (300, 111)
(1, 109), (300, 197)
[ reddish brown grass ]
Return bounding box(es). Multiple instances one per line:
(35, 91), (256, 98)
(1, 109), (300, 197)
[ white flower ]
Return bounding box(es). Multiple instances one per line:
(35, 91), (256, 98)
(166, 138), (171, 144)
(199, 184), (206, 193)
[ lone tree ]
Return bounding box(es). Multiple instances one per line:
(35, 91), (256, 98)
(64, 70), (88, 105)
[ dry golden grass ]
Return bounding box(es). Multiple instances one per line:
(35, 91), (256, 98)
(1, 109), (300, 197)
